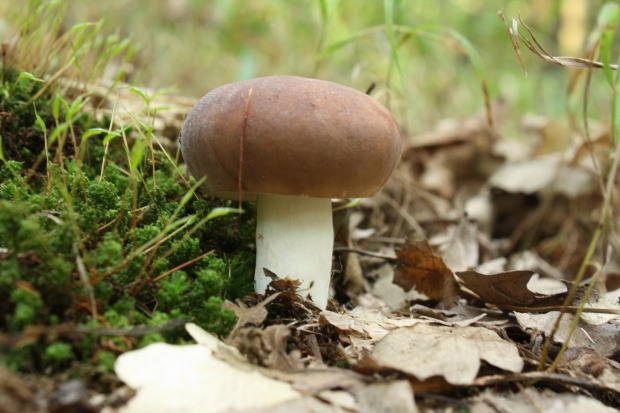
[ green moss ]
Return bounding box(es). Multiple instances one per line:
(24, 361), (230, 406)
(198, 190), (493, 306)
(196, 296), (237, 337)
(96, 350), (117, 373)
(0, 160), (24, 181)
(139, 312), (173, 347)
(0, 2), (260, 375)
(223, 251), (255, 299)
(42, 342), (75, 368)
(0, 59), (256, 375)
(127, 225), (160, 248)
(0, 261), (20, 291)
(9, 288), (44, 332)
(4, 347), (34, 372)
(157, 270), (189, 309)
(0, 201), (26, 250)
(168, 237), (201, 267)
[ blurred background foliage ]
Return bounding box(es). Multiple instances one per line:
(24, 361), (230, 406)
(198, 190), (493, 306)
(1, 0), (611, 137)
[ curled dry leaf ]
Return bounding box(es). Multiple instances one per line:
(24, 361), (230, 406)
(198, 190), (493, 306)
(456, 269), (566, 310)
(362, 324), (523, 389)
(320, 307), (423, 340)
(393, 240), (459, 308)
(223, 292), (282, 335)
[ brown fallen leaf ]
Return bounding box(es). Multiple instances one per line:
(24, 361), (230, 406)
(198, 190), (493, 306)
(559, 347), (620, 397)
(224, 292), (282, 334)
(264, 269), (303, 294)
(227, 324), (303, 371)
(515, 311), (620, 357)
(394, 240), (459, 308)
(358, 324), (523, 391)
(456, 269), (566, 310)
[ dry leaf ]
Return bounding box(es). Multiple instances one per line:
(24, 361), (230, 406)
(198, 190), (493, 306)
(263, 368), (417, 412)
(108, 343), (301, 413)
(438, 213), (479, 271)
(224, 292), (282, 335)
(472, 386), (618, 413)
(352, 380), (418, 413)
(367, 263), (426, 310)
(515, 311), (620, 357)
(559, 347), (620, 395)
(456, 269), (566, 310)
(578, 293), (620, 326)
(364, 324), (523, 388)
(319, 307), (423, 342)
(265, 367), (369, 395)
(316, 390), (357, 411)
(488, 157), (594, 197)
(394, 240), (459, 308)
(265, 269), (303, 293)
(227, 325), (303, 370)
(238, 397), (346, 413)
(319, 307), (428, 359)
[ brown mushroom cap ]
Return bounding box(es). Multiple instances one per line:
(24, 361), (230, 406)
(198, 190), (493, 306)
(181, 75), (403, 200)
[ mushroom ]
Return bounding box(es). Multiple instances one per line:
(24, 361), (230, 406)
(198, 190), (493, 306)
(181, 76), (402, 309)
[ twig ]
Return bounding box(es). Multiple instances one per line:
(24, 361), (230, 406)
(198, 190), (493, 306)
(152, 250), (216, 283)
(333, 246), (396, 261)
(73, 243), (97, 319)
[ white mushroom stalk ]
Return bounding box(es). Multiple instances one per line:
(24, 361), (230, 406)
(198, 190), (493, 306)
(180, 76), (403, 311)
(254, 194), (333, 309)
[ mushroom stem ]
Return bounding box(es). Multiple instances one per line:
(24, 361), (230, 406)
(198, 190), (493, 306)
(254, 194), (333, 309)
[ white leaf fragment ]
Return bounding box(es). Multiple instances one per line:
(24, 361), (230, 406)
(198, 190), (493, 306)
(107, 343), (301, 413)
